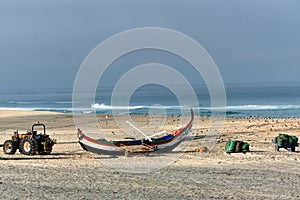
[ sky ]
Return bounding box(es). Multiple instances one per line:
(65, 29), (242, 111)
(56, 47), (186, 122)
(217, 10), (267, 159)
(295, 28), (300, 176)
(0, 0), (300, 90)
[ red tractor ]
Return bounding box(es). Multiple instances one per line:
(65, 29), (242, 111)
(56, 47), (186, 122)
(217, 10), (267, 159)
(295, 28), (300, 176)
(3, 122), (55, 155)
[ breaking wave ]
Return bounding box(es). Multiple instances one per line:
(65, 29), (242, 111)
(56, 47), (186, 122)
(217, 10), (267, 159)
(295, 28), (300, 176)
(208, 105), (300, 111)
(91, 103), (145, 110)
(91, 103), (300, 111)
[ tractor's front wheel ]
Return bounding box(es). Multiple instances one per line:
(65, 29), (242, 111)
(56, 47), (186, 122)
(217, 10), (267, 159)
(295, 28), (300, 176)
(3, 140), (17, 154)
(20, 138), (38, 155)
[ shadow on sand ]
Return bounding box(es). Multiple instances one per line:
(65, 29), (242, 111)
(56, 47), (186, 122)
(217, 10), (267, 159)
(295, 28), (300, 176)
(0, 152), (84, 161)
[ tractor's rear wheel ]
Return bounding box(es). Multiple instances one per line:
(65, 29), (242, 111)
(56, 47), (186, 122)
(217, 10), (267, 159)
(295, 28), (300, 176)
(3, 140), (17, 154)
(38, 137), (53, 155)
(20, 138), (38, 155)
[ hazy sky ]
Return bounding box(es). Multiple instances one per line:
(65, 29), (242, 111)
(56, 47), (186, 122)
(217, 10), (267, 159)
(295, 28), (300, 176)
(0, 0), (299, 90)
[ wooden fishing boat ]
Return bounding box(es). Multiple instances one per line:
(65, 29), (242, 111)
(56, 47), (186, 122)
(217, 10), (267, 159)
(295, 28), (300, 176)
(77, 109), (194, 155)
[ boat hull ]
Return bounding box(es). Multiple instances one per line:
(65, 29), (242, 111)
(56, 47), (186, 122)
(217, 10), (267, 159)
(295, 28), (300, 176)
(77, 109), (194, 155)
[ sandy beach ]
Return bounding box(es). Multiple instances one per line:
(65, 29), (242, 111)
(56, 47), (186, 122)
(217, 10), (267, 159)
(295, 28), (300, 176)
(0, 110), (299, 199)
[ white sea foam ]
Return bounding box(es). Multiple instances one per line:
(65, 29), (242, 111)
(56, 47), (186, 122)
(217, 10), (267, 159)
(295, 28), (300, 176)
(203, 105), (300, 111)
(91, 103), (300, 111)
(90, 103), (188, 110)
(91, 103), (145, 110)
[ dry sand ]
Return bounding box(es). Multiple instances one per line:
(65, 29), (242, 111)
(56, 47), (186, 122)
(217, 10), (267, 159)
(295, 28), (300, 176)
(0, 111), (299, 199)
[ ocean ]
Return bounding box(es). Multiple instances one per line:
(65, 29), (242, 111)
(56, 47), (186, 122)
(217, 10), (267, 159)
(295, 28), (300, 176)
(1, 82), (300, 118)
